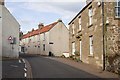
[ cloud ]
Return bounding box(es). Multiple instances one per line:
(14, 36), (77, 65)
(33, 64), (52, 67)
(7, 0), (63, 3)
(22, 2), (85, 19)
(5, 1), (86, 33)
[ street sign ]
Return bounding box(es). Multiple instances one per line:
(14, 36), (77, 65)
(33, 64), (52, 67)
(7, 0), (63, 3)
(8, 36), (12, 40)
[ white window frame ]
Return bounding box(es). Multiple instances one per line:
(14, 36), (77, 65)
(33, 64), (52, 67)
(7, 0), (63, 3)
(89, 36), (93, 56)
(79, 40), (82, 60)
(72, 24), (75, 34)
(79, 17), (82, 31)
(88, 7), (93, 25)
(72, 42), (75, 55)
(115, 0), (120, 18)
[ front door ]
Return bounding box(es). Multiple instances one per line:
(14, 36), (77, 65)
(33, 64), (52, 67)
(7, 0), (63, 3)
(79, 41), (82, 60)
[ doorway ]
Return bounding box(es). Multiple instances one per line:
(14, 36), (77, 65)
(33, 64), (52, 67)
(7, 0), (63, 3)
(79, 40), (82, 60)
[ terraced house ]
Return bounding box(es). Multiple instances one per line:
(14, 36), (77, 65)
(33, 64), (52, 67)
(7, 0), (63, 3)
(69, 0), (120, 73)
(20, 19), (69, 57)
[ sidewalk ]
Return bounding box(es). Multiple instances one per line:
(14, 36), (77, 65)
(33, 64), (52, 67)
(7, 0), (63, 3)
(46, 57), (120, 78)
(2, 58), (25, 79)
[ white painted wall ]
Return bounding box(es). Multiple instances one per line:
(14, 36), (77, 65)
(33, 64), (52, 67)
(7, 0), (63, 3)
(49, 22), (69, 56)
(1, 5), (20, 58)
(40, 32), (50, 55)
(0, 5), (2, 58)
(20, 21), (69, 57)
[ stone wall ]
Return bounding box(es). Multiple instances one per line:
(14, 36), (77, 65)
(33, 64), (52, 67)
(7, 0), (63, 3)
(69, 1), (120, 71)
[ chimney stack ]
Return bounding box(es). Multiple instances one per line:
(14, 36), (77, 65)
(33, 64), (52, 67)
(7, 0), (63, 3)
(57, 19), (62, 22)
(0, 0), (4, 5)
(32, 28), (34, 31)
(38, 23), (44, 29)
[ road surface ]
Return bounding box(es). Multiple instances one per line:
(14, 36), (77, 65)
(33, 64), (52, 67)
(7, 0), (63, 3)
(21, 54), (99, 78)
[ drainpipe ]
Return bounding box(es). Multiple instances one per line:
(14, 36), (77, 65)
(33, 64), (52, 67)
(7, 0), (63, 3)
(102, 0), (105, 71)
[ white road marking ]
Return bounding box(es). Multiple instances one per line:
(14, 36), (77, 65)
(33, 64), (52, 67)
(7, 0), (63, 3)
(22, 59), (25, 63)
(24, 68), (27, 72)
(19, 59), (22, 63)
(25, 64), (27, 68)
(24, 72), (27, 77)
(10, 65), (18, 68)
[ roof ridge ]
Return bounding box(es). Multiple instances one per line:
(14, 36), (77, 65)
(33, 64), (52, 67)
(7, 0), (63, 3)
(21, 21), (58, 39)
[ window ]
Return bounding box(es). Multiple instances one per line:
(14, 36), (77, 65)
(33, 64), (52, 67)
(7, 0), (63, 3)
(29, 39), (31, 43)
(38, 46), (40, 48)
(72, 42), (75, 55)
(72, 24), (75, 34)
(88, 6), (93, 25)
(43, 44), (45, 51)
(115, 0), (120, 18)
(79, 17), (82, 31)
(89, 36), (93, 56)
(43, 33), (45, 41)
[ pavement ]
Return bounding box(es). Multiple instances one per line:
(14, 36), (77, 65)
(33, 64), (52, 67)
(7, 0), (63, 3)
(2, 58), (27, 79)
(46, 57), (120, 79)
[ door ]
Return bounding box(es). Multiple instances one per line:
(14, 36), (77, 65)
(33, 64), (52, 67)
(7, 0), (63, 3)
(72, 42), (75, 55)
(79, 40), (82, 60)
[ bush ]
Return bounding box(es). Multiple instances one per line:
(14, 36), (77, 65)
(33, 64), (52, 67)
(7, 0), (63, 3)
(74, 51), (80, 56)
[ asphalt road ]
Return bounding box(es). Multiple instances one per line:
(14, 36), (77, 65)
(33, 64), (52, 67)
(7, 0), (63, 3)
(2, 59), (25, 78)
(21, 54), (99, 78)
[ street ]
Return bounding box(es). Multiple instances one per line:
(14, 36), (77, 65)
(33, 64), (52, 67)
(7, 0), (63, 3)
(21, 54), (99, 78)
(2, 59), (25, 78)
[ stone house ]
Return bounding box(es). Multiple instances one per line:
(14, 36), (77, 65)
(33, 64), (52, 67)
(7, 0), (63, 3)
(0, 0), (20, 58)
(20, 19), (69, 56)
(69, 0), (120, 72)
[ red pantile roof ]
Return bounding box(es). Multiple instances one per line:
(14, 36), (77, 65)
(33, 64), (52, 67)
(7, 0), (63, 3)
(21, 22), (58, 39)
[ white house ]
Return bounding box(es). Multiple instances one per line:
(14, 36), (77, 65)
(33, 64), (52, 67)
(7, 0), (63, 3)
(0, 1), (20, 58)
(20, 19), (69, 56)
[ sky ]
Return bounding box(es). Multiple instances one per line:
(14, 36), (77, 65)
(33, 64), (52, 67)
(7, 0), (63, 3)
(5, 0), (86, 34)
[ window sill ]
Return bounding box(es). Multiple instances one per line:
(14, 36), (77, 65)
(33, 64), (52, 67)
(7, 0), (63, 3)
(88, 55), (94, 58)
(77, 30), (82, 33)
(88, 24), (93, 28)
(115, 16), (120, 19)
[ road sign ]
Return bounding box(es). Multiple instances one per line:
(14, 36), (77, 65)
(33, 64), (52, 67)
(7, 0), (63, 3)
(8, 36), (12, 40)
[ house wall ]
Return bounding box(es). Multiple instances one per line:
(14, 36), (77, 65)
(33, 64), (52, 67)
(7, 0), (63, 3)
(2, 5), (19, 58)
(25, 35), (40, 55)
(20, 21), (69, 57)
(104, 2), (120, 66)
(69, 1), (120, 69)
(69, 2), (103, 68)
(0, 5), (2, 57)
(40, 32), (50, 56)
(49, 22), (69, 56)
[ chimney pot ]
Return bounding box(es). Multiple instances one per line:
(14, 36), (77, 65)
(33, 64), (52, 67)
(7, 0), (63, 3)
(38, 23), (44, 29)
(0, 0), (4, 5)
(57, 19), (62, 22)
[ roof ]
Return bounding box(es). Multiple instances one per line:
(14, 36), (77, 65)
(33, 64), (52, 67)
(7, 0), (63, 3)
(22, 22), (58, 39)
(68, 2), (92, 25)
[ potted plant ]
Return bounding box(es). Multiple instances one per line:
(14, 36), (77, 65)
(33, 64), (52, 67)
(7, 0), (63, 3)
(74, 51), (80, 62)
